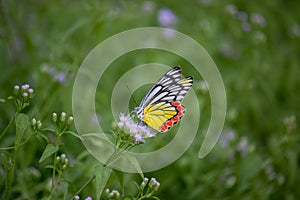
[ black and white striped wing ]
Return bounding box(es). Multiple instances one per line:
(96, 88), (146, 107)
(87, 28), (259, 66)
(138, 66), (193, 109)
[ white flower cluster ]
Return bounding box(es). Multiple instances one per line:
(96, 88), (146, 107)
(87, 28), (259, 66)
(117, 113), (156, 144)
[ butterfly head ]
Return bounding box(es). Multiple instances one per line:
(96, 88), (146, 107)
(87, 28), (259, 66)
(134, 106), (144, 120)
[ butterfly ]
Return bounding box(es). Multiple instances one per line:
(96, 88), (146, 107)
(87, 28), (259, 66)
(135, 66), (193, 132)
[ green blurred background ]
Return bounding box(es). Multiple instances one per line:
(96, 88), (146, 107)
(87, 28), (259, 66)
(1, 0), (300, 199)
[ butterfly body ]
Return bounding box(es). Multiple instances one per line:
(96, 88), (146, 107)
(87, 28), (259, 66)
(135, 66), (193, 132)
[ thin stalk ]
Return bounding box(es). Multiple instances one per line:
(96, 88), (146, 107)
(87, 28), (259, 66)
(48, 135), (60, 200)
(71, 175), (96, 200)
(0, 114), (16, 141)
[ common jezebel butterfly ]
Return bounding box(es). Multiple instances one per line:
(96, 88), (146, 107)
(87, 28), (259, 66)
(135, 66), (193, 132)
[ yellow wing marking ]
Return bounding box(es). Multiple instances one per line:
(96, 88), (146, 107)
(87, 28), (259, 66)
(142, 102), (177, 130)
(177, 78), (193, 86)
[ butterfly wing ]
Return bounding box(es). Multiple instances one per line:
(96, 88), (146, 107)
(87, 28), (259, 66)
(138, 66), (193, 108)
(136, 66), (193, 132)
(142, 101), (186, 132)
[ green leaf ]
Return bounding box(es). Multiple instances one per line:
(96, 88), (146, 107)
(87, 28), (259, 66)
(37, 133), (49, 143)
(114, 169), (124, 195)
(60, 181), (69, 200)
(22, 102), (30, 110)
(94, 164), (112, 200)
(124, 154), (144, 178)
(39, 144), (58, 163)
(65, 130), (82, 140)
(15, 113), (29, 147)
(81, 133), (115, 164)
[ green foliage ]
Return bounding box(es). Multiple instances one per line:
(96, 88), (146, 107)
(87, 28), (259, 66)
(1, 0), (300, 199)
(95, 165), (112, 200)
(39, 144), (59, 163)
(15, 113), (29, 147)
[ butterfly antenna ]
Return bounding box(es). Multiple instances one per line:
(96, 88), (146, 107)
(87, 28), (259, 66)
(126, 86), (139, 109)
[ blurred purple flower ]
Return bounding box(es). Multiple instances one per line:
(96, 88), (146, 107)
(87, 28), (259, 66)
(158, 8), (178, 27)
(74, 195), (80, 200)
(220, 42), (235, 59)
(57, 72), (66, 83)
(242, 21), (251, 32)
(225, 4), (238, 16)
(236, 11), (248, 21)
(219, 129), (235, 148)
(40, 63), (68, 84)
(142, 1), (155, 14)
(40, 63), (55, 75)
(236, 136), (249, 156)
(265, 165), (285, 184)
(13, 35), (24, 51)
(250, 13), (266, 27)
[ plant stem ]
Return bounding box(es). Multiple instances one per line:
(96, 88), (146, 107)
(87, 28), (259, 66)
(48, 135), (60, 200)
(0, 114), (16, 141)
(71, 175), (96, 200)
(3, 153), (16, 200)
(0, 146), (15, 150)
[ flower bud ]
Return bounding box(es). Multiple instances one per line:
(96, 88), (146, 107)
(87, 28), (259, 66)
(28, 88), (34, 99)
(52, 113), (57, 123)
(22, 92), (28, 101)
(149, 177), (160, 191)
(142, 177), (149, 184)
(143, 177), (149, 182)
(140, 177), (149, 190)
(74, 195), (80, 200)
(61, 154), (66, 159)
(140, 181), (147, 189)
(32, 118), (37, 126)
(21, 84), (29, 90)
(37, 121), (42, 129)
(67, 116), (74, 125)
(13, 85), (20, 95)
(105, 188), (110, 197)
(60, 112), (66, 122)
(111, 190), (120, 198)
